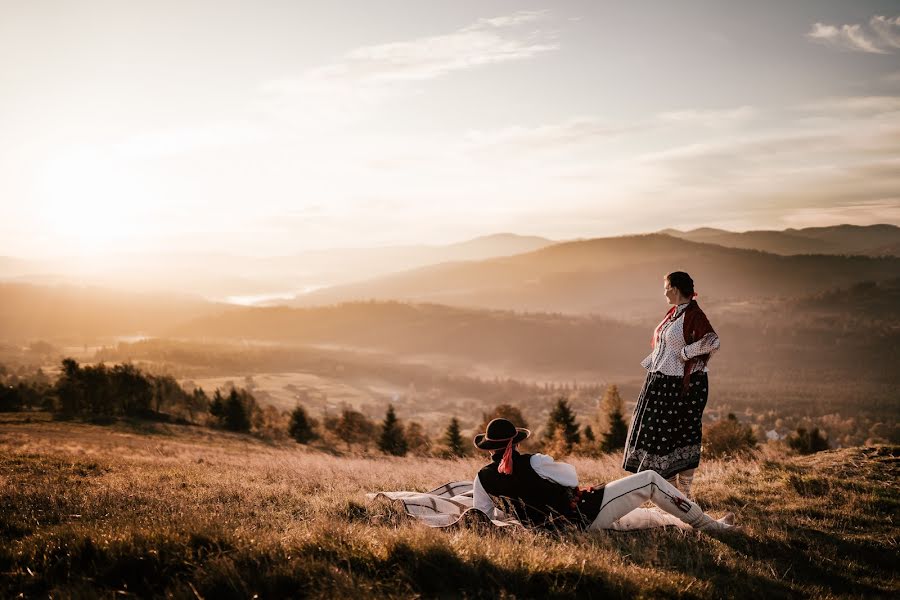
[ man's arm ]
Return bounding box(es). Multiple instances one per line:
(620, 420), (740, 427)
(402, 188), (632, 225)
(473, 474), (499, 518)
(530, 454), (579, 487)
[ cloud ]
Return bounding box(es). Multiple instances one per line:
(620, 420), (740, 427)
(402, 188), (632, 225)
(630, 97), (900, 221)
(796, 95), (900, 115)
(870, 15), (900, 48)
(324, 11), (557, 83)
(656, 106), (757, 126)
(257, 10), (559, 128)
(466, 10), (550, 30)
(806, 15), (900, 54)
(463, 117), (634, 152)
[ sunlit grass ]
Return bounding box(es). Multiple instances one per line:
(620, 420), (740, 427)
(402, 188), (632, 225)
(0, 415), (896, 598)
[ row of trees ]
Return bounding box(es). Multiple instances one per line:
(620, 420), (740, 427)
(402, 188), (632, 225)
(0, 358), (266, 434)
(283, 387), (634, 459)
(0, 360), (815, 457)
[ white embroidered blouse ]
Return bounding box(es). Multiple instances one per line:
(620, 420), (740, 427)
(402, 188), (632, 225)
(640, 302), (720, 376)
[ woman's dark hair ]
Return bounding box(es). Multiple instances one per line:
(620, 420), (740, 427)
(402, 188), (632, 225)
(666, 271), (694, 298)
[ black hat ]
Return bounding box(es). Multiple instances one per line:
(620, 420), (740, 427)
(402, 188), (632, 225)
(473, 418), (530, 450)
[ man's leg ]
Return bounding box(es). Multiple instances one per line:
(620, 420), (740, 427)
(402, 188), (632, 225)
(588, 470), (731, 532)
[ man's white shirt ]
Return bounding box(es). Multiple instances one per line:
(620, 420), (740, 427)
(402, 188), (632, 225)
(473, 453), (579, 518)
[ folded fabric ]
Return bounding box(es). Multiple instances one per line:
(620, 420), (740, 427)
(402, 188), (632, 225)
(366, 481), (689, 531)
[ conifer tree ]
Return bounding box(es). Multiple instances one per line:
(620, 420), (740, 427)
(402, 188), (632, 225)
(443, 417), (467, 457)
(378, 404), (408, 456)
(544, 397), (580, 452)
(223, 388), (251, 432)
(289, 405), (318, 444)
(209, 389), (225, 420)
(583, 424), (596, 443)
(599, 385), (629, 453)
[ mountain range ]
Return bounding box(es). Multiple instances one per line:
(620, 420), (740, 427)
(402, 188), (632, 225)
(286, 231), (900, 319)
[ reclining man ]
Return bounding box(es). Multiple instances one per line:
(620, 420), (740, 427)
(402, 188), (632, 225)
(473, 418), (736, 532)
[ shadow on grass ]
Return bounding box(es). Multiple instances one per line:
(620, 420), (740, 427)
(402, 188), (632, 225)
(0, 529), (631, 600)
(706, 527), (895, 597)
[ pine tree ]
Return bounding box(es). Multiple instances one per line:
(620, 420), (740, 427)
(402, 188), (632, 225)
(378, 404), (408, 456)
(443, 417), (467, 457)
(289, 405), (318, 444)
(599, 385), (629, 453)
(209, 389), (225, 420)
(544, 397), (580, 452)
(223, 388), (251, 432)
(583, 424), (596, 443)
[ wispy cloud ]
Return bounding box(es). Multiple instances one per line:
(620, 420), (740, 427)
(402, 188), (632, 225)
(463, 117), (633, 152)
(807, 15), (899, 54)
(871, 15), (900, 48)
(258, 10), (559, 127)
(633, 96), (900, 219)
(656, 106), (757, 127)
(797, 95), (900, 114)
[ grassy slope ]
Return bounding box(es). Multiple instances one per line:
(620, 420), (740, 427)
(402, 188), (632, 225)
(0, 414), (897, 599)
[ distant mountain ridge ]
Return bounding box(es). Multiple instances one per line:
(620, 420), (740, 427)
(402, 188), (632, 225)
(0, 234), (556, 303)
(287, 232), (900, 318)
(660, 224), (900, 256)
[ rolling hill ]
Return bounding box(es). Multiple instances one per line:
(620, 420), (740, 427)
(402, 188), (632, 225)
(661, 224), (900, 256)
(286, 234), (900, 318)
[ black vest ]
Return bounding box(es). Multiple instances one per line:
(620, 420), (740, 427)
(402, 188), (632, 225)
(478, 451), (579, 529)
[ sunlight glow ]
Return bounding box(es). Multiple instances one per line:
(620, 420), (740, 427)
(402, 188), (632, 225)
(35, 147), (151, 259)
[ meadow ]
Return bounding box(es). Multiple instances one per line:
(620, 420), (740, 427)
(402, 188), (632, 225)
(1, 413), (897, 598)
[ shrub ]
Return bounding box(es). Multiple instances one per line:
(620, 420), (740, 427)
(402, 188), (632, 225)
(479, 404), (529, 432)
(703, 413), (757, 458)
(335, 408), (377, 451)
(788, 427), (829, 455)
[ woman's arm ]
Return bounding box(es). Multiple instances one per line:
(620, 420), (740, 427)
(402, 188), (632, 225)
(680, 332), (720, 361)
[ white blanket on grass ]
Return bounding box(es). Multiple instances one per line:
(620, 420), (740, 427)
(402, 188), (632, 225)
(366, 481), (689, 531)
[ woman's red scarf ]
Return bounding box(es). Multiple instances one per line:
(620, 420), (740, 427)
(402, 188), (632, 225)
(651, 299), (716, 395)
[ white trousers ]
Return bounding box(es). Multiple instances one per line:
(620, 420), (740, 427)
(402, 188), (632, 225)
(588, 470), (726, 531)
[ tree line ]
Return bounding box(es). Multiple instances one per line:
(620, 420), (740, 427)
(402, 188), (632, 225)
(1, 359), (820, 457)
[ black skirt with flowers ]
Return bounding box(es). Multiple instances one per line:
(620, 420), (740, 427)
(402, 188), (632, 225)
(622, 370), (708, 480)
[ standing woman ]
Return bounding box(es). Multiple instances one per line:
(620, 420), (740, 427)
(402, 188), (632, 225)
(622, 271), (719, 499)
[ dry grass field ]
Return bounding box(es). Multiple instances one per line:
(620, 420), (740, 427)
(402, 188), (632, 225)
(1, 413), (897, 599)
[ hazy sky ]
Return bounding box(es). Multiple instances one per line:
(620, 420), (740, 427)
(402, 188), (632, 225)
(2, 0), (899, 259)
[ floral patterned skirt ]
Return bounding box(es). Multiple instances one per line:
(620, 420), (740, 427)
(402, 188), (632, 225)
(622, 370), (708, 480)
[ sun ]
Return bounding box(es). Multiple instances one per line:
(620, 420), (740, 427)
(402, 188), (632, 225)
(35, 146), (151, 258)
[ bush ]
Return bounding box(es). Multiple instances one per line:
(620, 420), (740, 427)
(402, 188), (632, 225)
(788, 427), (829, 454)
(479, 404), (529, 432)
(335, 408), (377, 451)
(703, 413), (757, 458)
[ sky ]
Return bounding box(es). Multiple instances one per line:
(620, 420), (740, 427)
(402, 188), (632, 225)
(1, 0), (899, 260)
